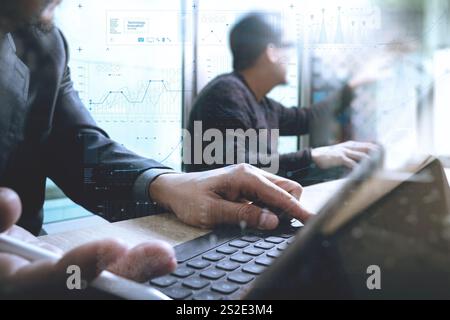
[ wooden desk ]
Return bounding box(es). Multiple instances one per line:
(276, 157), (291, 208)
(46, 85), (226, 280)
(40, 170), (450, 252)
(40, 213), (209, 252)
(40, 179), (346, 252)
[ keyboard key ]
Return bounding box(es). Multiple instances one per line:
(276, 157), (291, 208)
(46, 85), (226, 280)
(250, 231), (267, 237)
(217, 247), (238, 255)
(228, 272), (254, 284)
(182, 277), (210, 290)
(255, 256), (274, 267)
(187, 260), (211, 270)
(216, 261), (240, 271)
(200, 269), (226, 280)
(230, 254), (253, 264)
(287, 238), (295, 244)
(172, 267), (195, 278)
(163, 287), (192, 300)
(255, 242), (275, 250)
(243, 264), (266, 275)
(193, 291), (223, 300)
(229, 240), (249, 248)
(267, 250), (282, 258)
(203, 252), (225, 262)
(243, 248), (265, 256)
(265, 236), (284, 244)
(279, 234), (294, 239)
(150, 276), (177, 288)
(241, 236), (261, 243)
(277, 243), (288, 251)
(211, 281), (239, 294)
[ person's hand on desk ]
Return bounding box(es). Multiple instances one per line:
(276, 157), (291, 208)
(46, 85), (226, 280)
(149, 164), (312, 230)
(0, 187), (177, 297)
(311, 141), (378, 170)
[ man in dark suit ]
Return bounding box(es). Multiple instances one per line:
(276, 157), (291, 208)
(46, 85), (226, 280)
(0, 0), (311, 297)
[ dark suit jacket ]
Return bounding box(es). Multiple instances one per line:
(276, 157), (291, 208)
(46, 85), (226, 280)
(0, 27), (173, 235)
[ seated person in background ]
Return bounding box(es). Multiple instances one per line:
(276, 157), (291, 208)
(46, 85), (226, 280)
(187, 12), (376, 182)
(0, 1), (311, 298)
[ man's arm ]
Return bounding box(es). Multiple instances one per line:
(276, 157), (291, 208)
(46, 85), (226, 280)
(275, 85), (354, 136)
(274, 86), (378, 171)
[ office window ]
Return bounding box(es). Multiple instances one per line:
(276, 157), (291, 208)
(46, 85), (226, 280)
(55, 0), (184, 170)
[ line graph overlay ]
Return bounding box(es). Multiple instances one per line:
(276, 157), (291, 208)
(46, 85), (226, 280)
(70, 59), (182, 168)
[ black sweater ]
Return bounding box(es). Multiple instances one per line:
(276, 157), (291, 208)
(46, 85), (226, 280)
(187, 72), (353, 177)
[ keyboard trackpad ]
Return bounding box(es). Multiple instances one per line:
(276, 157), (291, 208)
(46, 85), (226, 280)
(174, 221), (301, 263)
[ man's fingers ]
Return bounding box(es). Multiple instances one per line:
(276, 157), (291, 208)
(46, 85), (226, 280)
(345, 149), (370, 162)
(347, 141), (378, 154)
(108, 241), (177, 283)
(233, 165), (311, 223)
(216, 200), (279, 230)
(1, 238), (123, 295)
(0, 188), (22, 233)
(2, 259), (58, 291)
(0, 253), (30, 283)
(255, 169), (303, 200)
(0, 238), (174, 296)
(31, 241), (64, 256)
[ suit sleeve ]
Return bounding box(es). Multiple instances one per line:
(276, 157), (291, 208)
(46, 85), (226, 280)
(44, 32), (175, 222)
